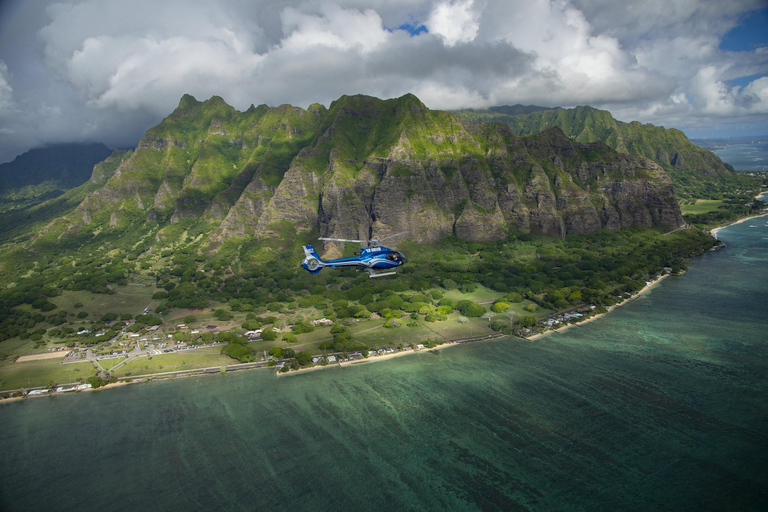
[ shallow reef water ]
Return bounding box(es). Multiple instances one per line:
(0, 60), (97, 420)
(1, 216), (767, 511)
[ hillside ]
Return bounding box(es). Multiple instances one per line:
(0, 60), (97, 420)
(0, 143), (113, 212)
(29, 94), (681, 263)
(452, 105), (750, 197)
(0, 94), (725, 373)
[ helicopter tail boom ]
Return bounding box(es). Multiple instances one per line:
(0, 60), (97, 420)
(301, 245), (325, 274)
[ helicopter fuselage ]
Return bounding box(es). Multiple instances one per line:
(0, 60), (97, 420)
(301, 245), (406, 277)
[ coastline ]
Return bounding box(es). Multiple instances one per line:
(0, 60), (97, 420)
(5, 208), (766, 400)
(277, 338), (473, 377)
(711, 191), (768, 238)
(711, 212), (768, 238)
(526, 272), (672, 342)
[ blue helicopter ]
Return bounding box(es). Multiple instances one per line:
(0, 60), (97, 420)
(301, 232), (408, 278)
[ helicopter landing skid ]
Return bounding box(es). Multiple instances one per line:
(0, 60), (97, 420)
(366, 268), (397, 278)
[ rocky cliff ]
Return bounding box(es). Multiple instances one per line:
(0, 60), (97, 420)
(453, 105), (736, 197)
(45, 94), (683, 248)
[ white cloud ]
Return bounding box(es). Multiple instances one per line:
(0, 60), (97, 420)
(426, 0), (480, 46)
(0, 0), (767, 162)
(0, 61), (15, 114)
(280, 3), (389, 53)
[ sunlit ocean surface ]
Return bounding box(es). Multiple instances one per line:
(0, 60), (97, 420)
(692, 136), (768, 171)
(1, 217), (767, 511)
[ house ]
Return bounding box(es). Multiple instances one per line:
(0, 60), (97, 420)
(327, 355), (336, 363)
(310, 318), (333, 326)
(55, 385), (78, 393)
(312, 357), (322, 364)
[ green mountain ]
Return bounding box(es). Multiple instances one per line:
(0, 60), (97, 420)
(25, 93), (683, 265)
(452, 105), (746, 197)
(0, 143), (113, 213)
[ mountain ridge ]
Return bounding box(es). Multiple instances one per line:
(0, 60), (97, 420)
(452, 105), (741, 197)
(27, 94), (684, 261)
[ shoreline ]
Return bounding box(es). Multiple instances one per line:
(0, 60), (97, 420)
(5, 209), (765, 400)
(277, 338), (475, 377)
(711, 191), (768, 238)
(711, 212), (768, 238)
(526, 272), (672, 342)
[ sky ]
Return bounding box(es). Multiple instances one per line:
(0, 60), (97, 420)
(0, 0), (767, 164)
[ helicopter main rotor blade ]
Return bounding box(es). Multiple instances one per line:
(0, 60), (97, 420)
(369, 231), (409, 244)
(318, 237), (365, 244)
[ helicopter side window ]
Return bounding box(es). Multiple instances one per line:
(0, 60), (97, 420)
(387, 253), (400, 261)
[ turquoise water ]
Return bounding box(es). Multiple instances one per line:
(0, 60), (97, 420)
(1, 218), (767, 511)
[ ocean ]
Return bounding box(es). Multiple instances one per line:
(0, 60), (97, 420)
(692, 136), (768, 172)
(1, 213), (767, 511)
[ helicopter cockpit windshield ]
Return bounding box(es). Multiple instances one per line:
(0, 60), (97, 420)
(386, 252), (405, 263)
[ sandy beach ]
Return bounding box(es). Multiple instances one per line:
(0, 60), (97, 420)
(711, 212), (768, 238)
(526, 273), (672, 342)
(277, 339), (470, 376)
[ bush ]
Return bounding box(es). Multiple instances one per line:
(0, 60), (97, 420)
(222, 342), (254, 363)
(491, 302), (511, 313)
(260, 328), (278, 341)
(213, 309), (233, 321)
(241, 319), (261, 330)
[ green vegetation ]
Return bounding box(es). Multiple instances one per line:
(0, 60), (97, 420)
(0, 93), (752, 387)
(680, 195), (767, 229)
(0, 361), (93, 391)
(453, 105), (763, 199)
(112, 352), (234, 378)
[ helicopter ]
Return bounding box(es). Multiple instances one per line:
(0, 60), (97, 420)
(301, 232), (408, 278)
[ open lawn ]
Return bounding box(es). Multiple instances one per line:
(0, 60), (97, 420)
(0, 361), (94, 391)
(111, 351), (234, 378)
(52, 289), (155, 318)
(442, 285), (505, 304)
(98, 356), (127, 371)
(680, 199), (724, 215)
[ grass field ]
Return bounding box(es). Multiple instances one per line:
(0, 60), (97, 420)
(99, 356), (127, 371)
(0, 361), (94, 391)
(680, 199), (724, 215)
(52, 288), (155, 318)
(442, 285), (505, 304)
(111, 351), (234, 378)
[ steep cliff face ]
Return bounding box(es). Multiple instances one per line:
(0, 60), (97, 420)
(453, 105), (735, 197)
(50, 93), (683, 247)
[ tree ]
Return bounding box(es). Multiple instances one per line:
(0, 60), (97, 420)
(491, 302), (511, 313)
(241, 319), (261, 330)
(260, 328), (277, 341)
(482, 312), (497, 323)
(100, 312), (119, 323)
(296, 351), (312, 366)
